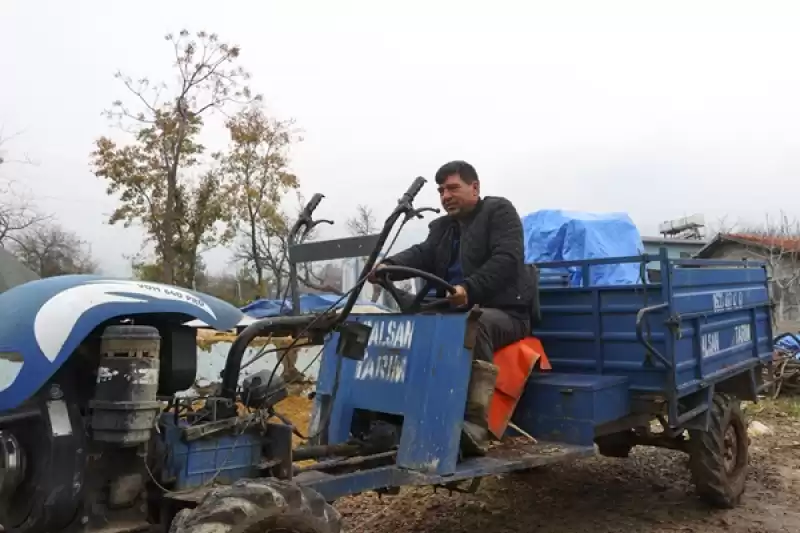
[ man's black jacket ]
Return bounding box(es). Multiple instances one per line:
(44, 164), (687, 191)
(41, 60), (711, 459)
(383, 196), (535, 317)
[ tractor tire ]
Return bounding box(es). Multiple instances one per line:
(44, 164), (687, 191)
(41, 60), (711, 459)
(688, 393), (749, 509)
(169, 478), (342, 533)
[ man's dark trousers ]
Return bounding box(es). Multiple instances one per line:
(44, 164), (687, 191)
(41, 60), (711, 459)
(472, 308), (531, 362)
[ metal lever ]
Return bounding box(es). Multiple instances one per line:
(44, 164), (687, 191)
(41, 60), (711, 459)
(411, 207), (440, 219)
(299, 218), (335, 241)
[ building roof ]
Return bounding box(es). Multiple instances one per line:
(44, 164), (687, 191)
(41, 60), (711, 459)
(695, 232), (800, 258)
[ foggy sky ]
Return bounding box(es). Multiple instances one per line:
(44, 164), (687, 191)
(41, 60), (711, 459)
(1, 0), (799, 276)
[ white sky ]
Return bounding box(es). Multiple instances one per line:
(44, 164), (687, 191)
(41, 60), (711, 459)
(2, 0), (800, 276)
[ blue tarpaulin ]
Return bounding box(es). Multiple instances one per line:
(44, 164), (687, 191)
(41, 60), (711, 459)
(775, 333), (800, 360)
(240, 293), (389, 318)
(522, 209), (646, 286)
(239, 298), (289, 319)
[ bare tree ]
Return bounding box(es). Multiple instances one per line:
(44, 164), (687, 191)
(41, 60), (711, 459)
(344, 204), (384, 302)
(0, 180), (45, 246)
(250, 207), (342, 299)
(0, 130), (47, 246)
(725, 212), (800, 328)
(0, 126), (34, 166)
(227, 192), (339, 300)
(11, 222), (98, 277)
(346, 204), (377, 237)
(707, 215), (739, 235)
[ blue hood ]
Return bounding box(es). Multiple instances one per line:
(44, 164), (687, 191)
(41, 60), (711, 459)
(0, 275), (243, 410)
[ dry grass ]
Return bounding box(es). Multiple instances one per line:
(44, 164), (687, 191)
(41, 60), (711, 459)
(273, 393), (315, 446)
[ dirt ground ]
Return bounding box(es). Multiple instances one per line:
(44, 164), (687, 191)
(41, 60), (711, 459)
(276, 395), (800, 533)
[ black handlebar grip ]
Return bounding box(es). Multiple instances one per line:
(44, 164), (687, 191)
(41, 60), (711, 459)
(304, 193), (325, 215)
(404, 176), (427, 200)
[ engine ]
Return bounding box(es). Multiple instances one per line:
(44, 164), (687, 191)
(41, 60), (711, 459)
(0, 318), (299, 533)
(0, 324), (172, 533)
(82, 325), (164, 527)
(90, 325), (162, 445)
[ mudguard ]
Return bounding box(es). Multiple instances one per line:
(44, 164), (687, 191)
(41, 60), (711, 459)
(0, 275), (244, 410)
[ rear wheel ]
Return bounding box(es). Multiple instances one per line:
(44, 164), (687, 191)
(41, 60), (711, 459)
(169, 478), (341, 533)
(688, 393), (749, 509)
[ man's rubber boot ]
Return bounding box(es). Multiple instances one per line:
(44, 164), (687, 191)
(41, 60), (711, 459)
(461, 359), (499, 457)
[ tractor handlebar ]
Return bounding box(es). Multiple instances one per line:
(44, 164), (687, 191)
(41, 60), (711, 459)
(220, 176), (434, 402)
(403, 176), (426, 203)
(336, 176), (432, 322)
(289, 193), (334, 246)
(304, 193), (324, 215)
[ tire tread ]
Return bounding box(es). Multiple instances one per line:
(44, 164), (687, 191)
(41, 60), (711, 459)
(169, 478), (341, 533)
(688, 393), (748, 509)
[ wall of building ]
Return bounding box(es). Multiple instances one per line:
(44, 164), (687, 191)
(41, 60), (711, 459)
(641, 238), (707, 260)
(700, 242), (768, 263)
(701, 242), (800, 334)
(641, 238), (707, 279)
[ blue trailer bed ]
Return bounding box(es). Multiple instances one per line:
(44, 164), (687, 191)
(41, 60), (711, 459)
(528, 249), (773, 434)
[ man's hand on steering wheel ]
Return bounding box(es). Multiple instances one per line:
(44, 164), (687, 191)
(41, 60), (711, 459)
(367, 262), (384, 284)
(368, 264), (462, 314)
(447, 285), (469, 307)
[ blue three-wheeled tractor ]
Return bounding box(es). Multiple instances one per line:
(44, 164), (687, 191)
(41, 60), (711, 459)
(0, 177), (775, 532)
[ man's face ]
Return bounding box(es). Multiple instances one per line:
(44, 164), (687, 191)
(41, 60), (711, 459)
(437, 173), (479, 217)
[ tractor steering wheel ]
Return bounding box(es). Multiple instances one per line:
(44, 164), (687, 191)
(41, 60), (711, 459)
(373, 265), (459, 314)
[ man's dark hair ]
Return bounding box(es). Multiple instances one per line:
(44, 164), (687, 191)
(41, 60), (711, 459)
(434, 160), (479, 185)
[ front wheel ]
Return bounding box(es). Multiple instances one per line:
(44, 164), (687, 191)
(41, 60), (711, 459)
(688, 393), (749, 509)
(169, 478), (341, 533)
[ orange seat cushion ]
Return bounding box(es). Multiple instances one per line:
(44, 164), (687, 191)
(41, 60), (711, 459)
(488, 336), (551, 439)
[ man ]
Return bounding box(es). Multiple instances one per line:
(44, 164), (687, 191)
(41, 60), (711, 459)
(370, 160), (535, 455)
